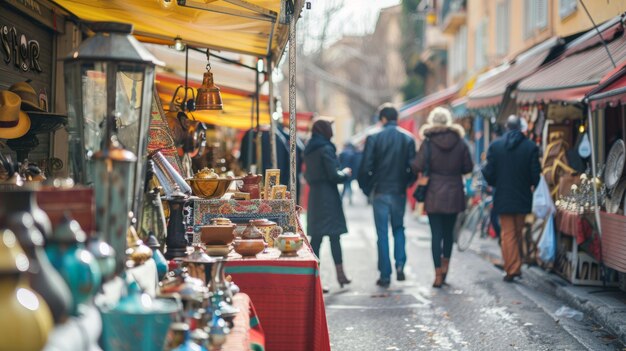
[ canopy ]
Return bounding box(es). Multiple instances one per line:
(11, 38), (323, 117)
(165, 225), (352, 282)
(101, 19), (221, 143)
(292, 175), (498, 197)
(467, 37), (563, 109)
(516, 18), (626, 104)
(53, 0), (304, 59)
(399, 84), (460, 119)
(156, 72), (270, 130)
(587, 61), (626, 111)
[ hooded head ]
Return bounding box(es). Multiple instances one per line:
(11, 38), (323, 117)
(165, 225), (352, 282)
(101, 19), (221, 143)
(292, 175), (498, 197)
(419, 106), (465, 141)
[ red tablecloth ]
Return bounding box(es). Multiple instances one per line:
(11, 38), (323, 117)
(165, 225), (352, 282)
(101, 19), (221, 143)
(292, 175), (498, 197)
(222, 293), (265, 351)
(225, 247), (331, 351)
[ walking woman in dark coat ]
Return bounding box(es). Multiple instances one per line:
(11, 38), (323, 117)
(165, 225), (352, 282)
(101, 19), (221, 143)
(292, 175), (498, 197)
(304, 119), (352, 288)
(413, 107), (473, 288)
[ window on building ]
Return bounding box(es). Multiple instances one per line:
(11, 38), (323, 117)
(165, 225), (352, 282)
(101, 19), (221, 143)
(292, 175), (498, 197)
(449, 24), (468, 81)
(496, 0), (510, 56)
(559, 0), (577, 18)
(524, 0), (548, 38)
(475, 19), (488, 70)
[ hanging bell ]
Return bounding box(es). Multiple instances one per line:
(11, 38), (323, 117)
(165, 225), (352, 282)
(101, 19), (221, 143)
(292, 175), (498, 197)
(195, 71), (223, 111)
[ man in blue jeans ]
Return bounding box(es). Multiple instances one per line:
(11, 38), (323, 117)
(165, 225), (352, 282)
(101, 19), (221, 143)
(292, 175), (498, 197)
(357, 104), (417, 287)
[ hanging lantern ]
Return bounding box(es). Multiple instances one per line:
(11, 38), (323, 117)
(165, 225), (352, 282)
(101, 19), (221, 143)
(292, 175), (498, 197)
(63, 22), (162, 229)
(195, 50), (223, 111)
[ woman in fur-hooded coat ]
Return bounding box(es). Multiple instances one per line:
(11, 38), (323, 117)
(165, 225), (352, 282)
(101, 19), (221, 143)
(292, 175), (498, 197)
(412, 107), (473, 287)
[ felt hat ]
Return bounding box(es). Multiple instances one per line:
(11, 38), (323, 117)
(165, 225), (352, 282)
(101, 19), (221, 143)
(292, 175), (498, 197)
(0, 91), (31, 139)
(8, 82), (43, 112)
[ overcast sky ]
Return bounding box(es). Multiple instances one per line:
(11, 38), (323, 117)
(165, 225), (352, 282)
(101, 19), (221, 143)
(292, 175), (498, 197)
(300, 0), (401, 50)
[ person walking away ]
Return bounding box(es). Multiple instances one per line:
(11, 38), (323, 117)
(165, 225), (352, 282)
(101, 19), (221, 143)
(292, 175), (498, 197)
(339, 142), (359, 204)
(304, 119), (352, 288)
(481, 115), (540, 282)
(357, 104), (417, 288)
(412, 107), (473, 288)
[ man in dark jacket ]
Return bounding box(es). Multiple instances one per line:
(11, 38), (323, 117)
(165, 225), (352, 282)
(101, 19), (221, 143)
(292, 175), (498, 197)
(358, 104), (417, 287)
(482, 115), (541, 282)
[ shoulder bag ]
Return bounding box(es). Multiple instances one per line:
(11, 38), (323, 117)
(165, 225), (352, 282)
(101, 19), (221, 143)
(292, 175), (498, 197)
(413, 138), (430, 203)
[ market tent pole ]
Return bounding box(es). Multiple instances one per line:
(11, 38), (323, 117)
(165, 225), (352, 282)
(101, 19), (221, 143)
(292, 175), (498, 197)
(587, 106), (602, 234)
(288, 9), (297, 198)
(255, 67), (263, 173)
(269, 56), (278, 169)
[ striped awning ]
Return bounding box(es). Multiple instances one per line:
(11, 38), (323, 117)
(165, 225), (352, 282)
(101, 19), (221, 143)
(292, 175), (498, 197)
(399, 84), (460, 119)
(467, 37), (563, 109)
(587, 61), (626, 111)
(517, 18), (626, 104)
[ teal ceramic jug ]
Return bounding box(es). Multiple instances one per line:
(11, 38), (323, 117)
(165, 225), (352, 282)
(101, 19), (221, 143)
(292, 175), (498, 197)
(46, 216), (102, 315)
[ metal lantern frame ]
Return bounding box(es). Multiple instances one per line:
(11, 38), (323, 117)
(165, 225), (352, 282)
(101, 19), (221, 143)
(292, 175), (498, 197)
(64, 22), (163, 229)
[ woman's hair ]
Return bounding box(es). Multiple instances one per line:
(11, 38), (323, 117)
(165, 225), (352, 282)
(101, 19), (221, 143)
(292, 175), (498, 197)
(427, 107), (452, 126)
(312, 119), (333, 139)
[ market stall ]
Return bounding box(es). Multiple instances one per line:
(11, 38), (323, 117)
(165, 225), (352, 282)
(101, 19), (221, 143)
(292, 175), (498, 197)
(586, 60), (626, 290)
(514, 15), (626, 285)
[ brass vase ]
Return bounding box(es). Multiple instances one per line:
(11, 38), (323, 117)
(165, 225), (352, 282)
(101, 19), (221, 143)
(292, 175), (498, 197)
(0, 229), (54, 350)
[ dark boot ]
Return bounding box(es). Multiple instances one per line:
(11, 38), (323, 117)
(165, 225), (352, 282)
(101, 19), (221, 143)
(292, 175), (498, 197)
(441, 257), (450, 283)
(433, 268), (443, 288)
(335, 264), (351, 288)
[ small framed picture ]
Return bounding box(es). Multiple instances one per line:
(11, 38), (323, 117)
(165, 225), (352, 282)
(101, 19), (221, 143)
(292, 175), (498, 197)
(270, 185), (287, 200)
(264, 169), (281, 199)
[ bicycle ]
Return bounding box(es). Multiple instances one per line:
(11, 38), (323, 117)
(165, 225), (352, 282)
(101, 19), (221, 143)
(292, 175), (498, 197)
(455, 171), (494, 251)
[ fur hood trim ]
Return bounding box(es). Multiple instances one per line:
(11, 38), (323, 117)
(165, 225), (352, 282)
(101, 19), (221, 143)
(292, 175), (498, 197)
(419, 123), (465, 139)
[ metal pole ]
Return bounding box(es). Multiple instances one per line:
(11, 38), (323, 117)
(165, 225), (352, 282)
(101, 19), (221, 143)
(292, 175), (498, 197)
(255, 68), (262, 173)
(269, 56), (278, 169)
(587, 107), (601, 234)
(288, 12), (297, 199)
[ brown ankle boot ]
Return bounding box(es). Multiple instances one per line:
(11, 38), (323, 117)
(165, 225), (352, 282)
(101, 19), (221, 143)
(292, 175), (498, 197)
(335, 264), (351, 288)
(441, 257), (450, 283)
(433, 268), (443, 288)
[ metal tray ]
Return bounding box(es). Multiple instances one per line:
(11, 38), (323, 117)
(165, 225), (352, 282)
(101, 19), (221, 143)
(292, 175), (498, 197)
(604, 139), (625, 190)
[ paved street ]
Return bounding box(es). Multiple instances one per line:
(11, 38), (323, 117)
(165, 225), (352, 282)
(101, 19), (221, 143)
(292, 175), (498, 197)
(313, 189), (625, 351)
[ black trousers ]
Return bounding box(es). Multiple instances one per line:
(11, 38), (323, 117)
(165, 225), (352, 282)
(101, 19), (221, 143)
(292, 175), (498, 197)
(310, 235), (343, 265)
(428, 213), (458, 268)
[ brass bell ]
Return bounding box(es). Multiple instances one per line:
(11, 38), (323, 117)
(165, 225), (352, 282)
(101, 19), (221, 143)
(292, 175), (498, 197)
(195, 71), (223, 111)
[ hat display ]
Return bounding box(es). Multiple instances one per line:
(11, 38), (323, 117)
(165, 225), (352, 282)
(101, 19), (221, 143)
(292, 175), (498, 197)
(0, 91), (31, 139)
(8, 82), (44, 112)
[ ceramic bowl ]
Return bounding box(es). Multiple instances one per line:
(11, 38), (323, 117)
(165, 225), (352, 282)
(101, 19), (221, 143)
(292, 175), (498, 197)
(275, 232), (303, 256)
(204, 245), (231, 257)
(200, 224), (236, 245)
(232, 239), (265, 257)
(186, 178), (234, 199)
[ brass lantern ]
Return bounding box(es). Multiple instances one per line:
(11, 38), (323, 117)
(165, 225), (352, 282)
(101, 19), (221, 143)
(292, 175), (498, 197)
(195, 50), (223, 111)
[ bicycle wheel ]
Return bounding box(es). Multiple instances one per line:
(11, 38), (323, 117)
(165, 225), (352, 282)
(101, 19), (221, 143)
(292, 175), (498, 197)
(456, 205), (482, 251)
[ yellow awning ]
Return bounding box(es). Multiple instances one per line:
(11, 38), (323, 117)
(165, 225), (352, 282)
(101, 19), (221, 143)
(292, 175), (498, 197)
(53, 0), (304, 59)
(157, 72), (270, 130)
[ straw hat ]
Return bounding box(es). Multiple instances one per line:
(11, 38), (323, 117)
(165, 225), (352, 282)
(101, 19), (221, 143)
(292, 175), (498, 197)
(0, 91), (31, 139)
(9, 82), (43, 111)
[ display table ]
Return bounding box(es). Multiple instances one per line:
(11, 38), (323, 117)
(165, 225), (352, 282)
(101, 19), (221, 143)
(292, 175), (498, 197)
(554, 209), (615, 286)
(225, 247), (331, 351)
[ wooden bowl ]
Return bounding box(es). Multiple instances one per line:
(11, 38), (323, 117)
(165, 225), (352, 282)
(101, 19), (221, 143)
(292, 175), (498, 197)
(232, 239), (265, 257)
(186, 178), (234, 199)
(200, 224), (236, 245)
